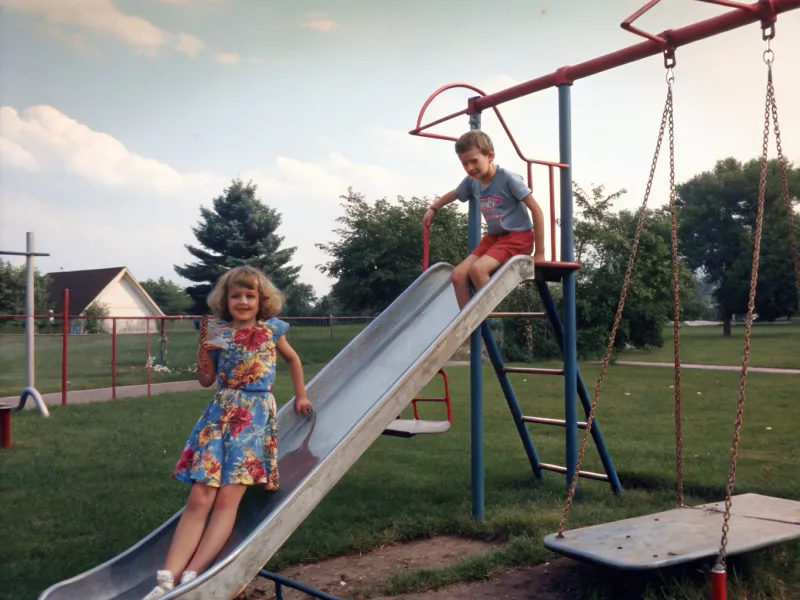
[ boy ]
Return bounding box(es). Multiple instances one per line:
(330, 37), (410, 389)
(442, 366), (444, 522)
(423, 130), (545, 309)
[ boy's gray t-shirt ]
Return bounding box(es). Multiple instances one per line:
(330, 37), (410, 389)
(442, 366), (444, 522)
(454, 166), (533, 235)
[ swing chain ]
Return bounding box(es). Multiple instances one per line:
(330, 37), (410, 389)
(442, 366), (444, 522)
(717, 46), (774, 568)
(556, 68), (675, 539)
(667, 72), (684, 509)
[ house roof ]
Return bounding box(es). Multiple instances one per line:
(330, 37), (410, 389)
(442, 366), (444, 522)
(46, 267), (163, 316)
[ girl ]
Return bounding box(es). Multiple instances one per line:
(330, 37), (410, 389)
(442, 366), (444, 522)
(144, 266), (313, 600)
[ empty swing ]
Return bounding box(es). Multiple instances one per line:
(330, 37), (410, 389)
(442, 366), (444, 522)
(543, 17), (800, 598)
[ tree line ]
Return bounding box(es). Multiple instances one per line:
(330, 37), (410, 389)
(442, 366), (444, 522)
(1, 156), (797, 359)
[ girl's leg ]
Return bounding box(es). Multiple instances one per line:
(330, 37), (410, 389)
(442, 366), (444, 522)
(163, 483), (218, 577)
(183, 484), (247, 575)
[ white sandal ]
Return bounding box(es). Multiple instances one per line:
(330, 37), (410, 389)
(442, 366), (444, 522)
(142, 570), (174, 600)
(180, 571), (197, 585)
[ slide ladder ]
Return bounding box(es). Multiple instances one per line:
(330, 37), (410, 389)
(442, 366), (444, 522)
(485, 264), (622, 493)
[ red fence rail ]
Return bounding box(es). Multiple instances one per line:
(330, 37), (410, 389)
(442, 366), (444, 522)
(0, 288), (375, 405)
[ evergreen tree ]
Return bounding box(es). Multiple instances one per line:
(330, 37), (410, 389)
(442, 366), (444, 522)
(175, 179), (302, 314)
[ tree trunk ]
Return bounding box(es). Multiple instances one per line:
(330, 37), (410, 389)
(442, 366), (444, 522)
(723, 315), (732, 337)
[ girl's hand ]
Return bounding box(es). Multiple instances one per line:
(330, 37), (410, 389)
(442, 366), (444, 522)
(295, 396), (313, 416)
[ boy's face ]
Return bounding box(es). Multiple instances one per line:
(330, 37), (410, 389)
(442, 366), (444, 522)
(458, 147), (494, 179)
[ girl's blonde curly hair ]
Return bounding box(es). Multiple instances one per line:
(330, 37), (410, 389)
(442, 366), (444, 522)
(207, 265), (284, 321)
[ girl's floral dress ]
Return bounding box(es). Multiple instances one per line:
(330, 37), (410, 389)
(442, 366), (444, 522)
(173, 317), (289, 490)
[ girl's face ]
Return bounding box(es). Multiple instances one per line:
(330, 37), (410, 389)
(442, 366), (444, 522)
(227, 285), (259, 324)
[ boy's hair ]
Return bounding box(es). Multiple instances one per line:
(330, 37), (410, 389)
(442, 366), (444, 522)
(207, 265), (284, 321)
(454, 130), (494, 156)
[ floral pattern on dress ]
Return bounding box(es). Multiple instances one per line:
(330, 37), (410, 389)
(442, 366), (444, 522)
(173, 317), (290, 490)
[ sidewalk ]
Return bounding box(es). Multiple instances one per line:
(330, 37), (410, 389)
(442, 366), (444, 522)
(602, 360), (800, 375)
(2, 380), (205, 411)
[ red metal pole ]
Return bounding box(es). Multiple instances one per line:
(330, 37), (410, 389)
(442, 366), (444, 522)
(1, 408), (10, 448)
(422, 223), (430, 271)
(711, 564), (727, 600)
(146, 319), (151, 397)
(112, 318), (117, 399)
(62, 289), (69, 406)
(548, 166), (556, 261)
(471, 0), (798, 112)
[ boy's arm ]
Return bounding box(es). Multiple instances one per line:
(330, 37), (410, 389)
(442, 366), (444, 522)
(522, 195), (546, 261)
(429, 189), (458, 211)
(424, 189), (458, 227)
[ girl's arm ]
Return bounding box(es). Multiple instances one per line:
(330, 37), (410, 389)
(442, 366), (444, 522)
(197, 346), (217, 387)
(276, 337), (312, 415)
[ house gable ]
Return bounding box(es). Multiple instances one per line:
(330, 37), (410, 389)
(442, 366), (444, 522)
(46, 267), (165, 317)
(47, 267), (124, 315)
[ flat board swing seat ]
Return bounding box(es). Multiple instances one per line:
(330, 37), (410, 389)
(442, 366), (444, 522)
(382, 419), (451, 438)
(544, 493), (800, 570)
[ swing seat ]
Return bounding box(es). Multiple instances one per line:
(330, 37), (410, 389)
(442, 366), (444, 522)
(382, 419), (451, 438)
(382, 368), (453, 438)
(544, 493), (800, 570)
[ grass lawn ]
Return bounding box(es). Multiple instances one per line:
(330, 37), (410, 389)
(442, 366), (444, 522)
(622, 321), (800, 369)
(0, 324), (367, 397)
(2, 362), (799, 600)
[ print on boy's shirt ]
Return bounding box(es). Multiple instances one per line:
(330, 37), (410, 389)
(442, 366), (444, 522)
(480, 194), (505, 223)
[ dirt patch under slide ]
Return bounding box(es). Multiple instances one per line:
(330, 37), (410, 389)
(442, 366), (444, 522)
(244, 536), (499, 599)
(371, 559), (589, 600)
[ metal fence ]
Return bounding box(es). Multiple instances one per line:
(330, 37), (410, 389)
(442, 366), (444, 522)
(0, 308), (375, 403)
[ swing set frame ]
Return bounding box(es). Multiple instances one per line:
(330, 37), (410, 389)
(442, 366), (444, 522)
(409, 1), (800, 598)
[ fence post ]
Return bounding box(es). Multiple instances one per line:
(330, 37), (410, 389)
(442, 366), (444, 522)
(62, 288), (69, 406)
(159, 318), (167, 365)
(112, 318), (117, 399)
(329, 314), (333, 340)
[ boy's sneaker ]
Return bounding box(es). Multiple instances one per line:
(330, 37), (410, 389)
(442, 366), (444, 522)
(142, 570), (174, 600)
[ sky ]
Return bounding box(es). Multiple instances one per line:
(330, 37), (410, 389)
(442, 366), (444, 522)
(1, 0), (798, 302)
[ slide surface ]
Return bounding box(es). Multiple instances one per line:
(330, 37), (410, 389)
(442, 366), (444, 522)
(39, 256), (536, 600)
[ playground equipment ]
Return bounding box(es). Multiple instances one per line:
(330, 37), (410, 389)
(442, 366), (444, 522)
(540, 4), (800, 599)
(34, 2), (800, 599)
(39, 257), (539, 600)
(411, 1), (799, 598)
(0, 232), (51, 448)
(384, 224), (453, 438)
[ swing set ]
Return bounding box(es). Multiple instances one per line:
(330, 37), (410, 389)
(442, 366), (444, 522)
(409, 1), (800, 598)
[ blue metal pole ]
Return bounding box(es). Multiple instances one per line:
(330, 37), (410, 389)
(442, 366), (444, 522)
(558, 84), (578, 490)
(468, 104), (484, 520)
(481, 322), (542, 480)
(535, 280), (623, 495)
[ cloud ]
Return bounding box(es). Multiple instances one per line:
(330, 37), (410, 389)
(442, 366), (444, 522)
(176, 33), (206, 58)
(1, 0), (208, 59)
(0, 137), (40, 171)
(0, 104), (419, 296)
(0, 105), (220, 196)
(300, 12), (337, 32)
(216, 52), (240, 65)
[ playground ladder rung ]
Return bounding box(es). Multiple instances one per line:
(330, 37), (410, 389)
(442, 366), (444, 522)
(504, 367), (564, 376)
(522, 416), (588, 429)
(488, 311), (547, 319)
(538, 462), (609, 482)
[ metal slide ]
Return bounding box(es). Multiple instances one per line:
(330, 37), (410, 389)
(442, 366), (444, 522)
(38, 256), (536, 600)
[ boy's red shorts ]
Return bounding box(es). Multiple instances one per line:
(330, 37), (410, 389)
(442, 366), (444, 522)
(471, 229), (534, 263)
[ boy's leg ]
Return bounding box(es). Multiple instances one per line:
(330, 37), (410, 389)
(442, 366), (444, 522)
(468, 255), (503, 292)
(450, 254), (480, 309)
(468, 230), (534, 293)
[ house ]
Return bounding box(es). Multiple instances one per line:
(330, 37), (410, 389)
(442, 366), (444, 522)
(47, 267), (165, 334)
